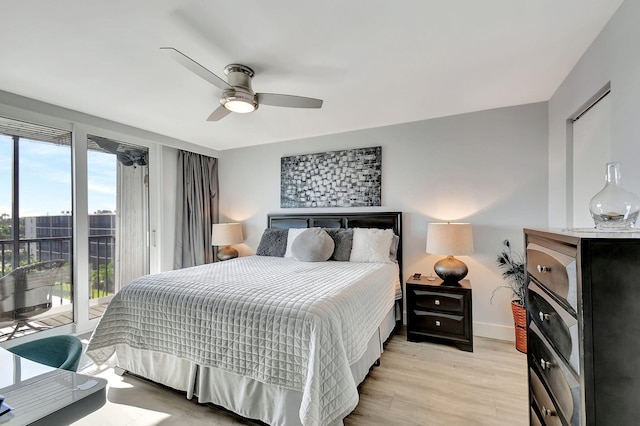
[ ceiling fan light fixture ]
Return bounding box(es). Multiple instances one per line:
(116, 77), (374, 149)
(221, 90), (258, 113)
(223, 99), (257, 113)
(162, 48), (323, 121)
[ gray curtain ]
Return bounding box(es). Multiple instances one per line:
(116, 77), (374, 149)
(174, 151), (219, 269)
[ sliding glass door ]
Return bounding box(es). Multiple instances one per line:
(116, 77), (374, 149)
(0, 117), (73, 340)
(0, 118), (152, 341)
(87, 136), (149, 319)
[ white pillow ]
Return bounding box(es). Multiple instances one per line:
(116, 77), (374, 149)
(284, 228), (308, 258)
(349, 228), (394, 263)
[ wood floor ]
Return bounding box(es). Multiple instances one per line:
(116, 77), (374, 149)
(345, 328), (528, 425)
(75, 328), (528, 426)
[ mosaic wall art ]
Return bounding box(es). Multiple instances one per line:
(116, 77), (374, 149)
(280, 146), (382, 208)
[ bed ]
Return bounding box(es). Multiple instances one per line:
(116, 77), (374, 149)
(86, 212), (403, 426)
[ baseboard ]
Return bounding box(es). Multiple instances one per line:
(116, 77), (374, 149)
(473, 322), (516, 342)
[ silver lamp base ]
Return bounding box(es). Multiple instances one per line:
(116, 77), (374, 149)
(434, 255), (468, 284)
(217, 245), (238, 261)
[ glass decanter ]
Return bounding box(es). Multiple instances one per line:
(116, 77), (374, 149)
(589, 162), (640, 229)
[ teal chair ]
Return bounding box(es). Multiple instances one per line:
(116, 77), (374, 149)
(7, 335), (83, 372)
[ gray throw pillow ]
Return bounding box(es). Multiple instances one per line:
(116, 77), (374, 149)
(256, 228), (288, 257)
(324, 228), (353, 261)
(291, 228), (335, 262)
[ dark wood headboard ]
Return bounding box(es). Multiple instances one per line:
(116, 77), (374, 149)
(267, 211), (402, 280)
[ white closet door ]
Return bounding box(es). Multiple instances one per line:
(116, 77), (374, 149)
(572, 94), (611, 228)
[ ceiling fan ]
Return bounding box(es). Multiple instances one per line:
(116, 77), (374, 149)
(160, 47), (323, 121)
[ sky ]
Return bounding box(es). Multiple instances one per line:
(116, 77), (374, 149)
(0, 135), (117, 218)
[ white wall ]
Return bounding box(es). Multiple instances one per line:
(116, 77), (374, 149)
(219, 102), (548, 340)
(549, 0), (640, 227)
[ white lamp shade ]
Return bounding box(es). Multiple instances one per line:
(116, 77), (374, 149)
(426, 223), (474, 256)
(211, 223), (243, 246)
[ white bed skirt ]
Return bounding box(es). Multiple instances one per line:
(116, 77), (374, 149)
(111, 306), (397, 426)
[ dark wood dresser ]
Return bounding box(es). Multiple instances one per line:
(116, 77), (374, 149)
(406, 277), (473, 352)
(524, 228), (640, 425)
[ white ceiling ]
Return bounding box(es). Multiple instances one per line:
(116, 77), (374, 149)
(1, 0), (624, 151)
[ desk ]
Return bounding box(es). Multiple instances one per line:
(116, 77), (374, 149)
(0, 347), (107, 425)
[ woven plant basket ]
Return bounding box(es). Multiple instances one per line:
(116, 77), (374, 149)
(511, 301), (527, 353)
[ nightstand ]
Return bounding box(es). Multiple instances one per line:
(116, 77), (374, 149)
(406, 277), (473, 352)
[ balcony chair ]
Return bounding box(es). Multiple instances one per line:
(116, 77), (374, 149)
(7, 334), (83, 372)
(0, 259), (65, 340)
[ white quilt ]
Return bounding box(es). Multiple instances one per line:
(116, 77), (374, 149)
(86, 256), (397, 426)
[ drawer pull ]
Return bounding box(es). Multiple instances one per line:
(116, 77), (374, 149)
(541, 405), (556, 417)
(434, 299), (441, 306)
(538, 311), (551, 322)
(537, 264), (552, 273)
(540, 357), (554, 370)
(435, 320), (441, 327)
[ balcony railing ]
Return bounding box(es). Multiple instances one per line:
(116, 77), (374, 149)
(0, 235), (115, 300)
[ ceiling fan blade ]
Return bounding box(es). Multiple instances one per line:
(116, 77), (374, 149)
(207, 105), (231, 121)
(160, 47), (231, 91)
(257, 93), (323, 109)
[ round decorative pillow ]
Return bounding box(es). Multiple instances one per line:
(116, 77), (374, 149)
(291, 228), (335, 262)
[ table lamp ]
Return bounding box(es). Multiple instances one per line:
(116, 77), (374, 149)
(426, 222), (474, 284)
(212, 223), (243, 261)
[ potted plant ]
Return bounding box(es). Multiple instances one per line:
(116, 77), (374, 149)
(491, 239), (527, 353)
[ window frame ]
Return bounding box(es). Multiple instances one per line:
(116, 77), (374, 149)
(0, 103), (162, 340)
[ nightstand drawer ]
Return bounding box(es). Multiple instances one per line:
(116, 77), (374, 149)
(410, 310), (466, 337)
(408, 288), (464, 313)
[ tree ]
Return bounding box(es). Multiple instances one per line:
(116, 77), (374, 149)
(0, 213), (10, 240)
(90, 261), (115, 297)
